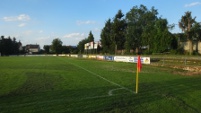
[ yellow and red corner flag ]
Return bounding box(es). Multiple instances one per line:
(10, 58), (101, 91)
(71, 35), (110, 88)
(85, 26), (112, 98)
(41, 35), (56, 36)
(136, 55), (142, 94)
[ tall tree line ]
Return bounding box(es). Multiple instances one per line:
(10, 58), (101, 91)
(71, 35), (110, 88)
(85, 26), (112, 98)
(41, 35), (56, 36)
(0, 36), (21, 56)
(100, 5), (201, 55)
(101, 5), (174, 54)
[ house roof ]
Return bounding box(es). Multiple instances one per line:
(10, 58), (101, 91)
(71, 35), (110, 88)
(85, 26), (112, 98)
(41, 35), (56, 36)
(26, 44), (40, 49)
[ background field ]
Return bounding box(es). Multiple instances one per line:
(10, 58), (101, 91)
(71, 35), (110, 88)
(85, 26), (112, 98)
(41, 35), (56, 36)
(0, 56), (201, 113)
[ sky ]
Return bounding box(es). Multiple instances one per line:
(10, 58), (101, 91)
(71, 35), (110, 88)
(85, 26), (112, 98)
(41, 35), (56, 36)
(0, 0), (201, 48)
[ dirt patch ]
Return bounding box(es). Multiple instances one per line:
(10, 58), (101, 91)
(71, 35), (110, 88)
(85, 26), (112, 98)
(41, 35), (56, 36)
(172, 66), (201, 76)
(173, 71), (201, 76)
(150, 63), (201, 76)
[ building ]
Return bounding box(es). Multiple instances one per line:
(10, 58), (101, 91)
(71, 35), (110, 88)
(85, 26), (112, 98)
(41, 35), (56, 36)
(84, 41), (101, 54)
(179, 41), (201, 54)
(26, 44), (40, 54)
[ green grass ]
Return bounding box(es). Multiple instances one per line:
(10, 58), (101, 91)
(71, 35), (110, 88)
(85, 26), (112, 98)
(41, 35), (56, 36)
(0, 56), (201, 113)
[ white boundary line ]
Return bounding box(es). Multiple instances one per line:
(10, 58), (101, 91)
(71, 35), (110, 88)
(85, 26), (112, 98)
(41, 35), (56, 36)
(4, 93), (133, 108)
(83, 92), (131, 100)
(65, 60), (136, 94)
(108, 88), (125, 96)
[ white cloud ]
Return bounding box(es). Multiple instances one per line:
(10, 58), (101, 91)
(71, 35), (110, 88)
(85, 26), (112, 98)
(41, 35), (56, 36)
(63, 33), (86, 45)
(63, 33), (85, 38)
(3, 14), (30, 22)
(18, 23), (26, 27)
(76, 20), (96, 25)
(39, 30), (43, 33)
(35, 36), (52, 46)
(22, 30), (33, 36)
(185, 2), (201, 7)
(17, 14), (30, 21)
(94, 28), (100, 32)
(2, 17), (15, 22)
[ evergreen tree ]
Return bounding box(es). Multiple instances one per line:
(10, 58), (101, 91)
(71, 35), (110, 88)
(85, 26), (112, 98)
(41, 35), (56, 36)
(100, 19), (113, 54)
(111, 10), (127, 54)
(88, 31), (94, 42)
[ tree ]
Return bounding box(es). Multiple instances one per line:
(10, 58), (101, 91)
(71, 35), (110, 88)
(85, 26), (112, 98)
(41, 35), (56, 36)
(124, 5), (174, 54)
(88, 31), (94, 42)
(77, 31), (96, 54)
(111, 10), (127, 54)
(0, 36), (21, 56)
(191, 22), (201, 53)
(179, 11), (196, 55)
(150, 18), (173, 53)
(51, 38), (62, 55)
(192, 22), (201, 40)
(87, 31), (95, 54)
(12, 37), (19, 54)
(100, 19), (113, 54)
(77, 38), (88, 54)
(43, 45), (50, 54)
(170, 35), (178, 50)
(125, 5), (158, 54)
(141, 7), (158, 52)
(62, 46), (70, 54)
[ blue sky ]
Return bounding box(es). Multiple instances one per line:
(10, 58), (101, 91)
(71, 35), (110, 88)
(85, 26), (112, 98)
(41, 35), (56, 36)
(0, 0), (201, 47)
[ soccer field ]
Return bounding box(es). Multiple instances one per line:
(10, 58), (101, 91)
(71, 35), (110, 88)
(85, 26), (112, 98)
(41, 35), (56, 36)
(0, 56), (201, 113)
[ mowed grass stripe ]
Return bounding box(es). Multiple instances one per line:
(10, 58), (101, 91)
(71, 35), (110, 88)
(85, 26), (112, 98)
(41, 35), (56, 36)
(0, 57), (42, 96)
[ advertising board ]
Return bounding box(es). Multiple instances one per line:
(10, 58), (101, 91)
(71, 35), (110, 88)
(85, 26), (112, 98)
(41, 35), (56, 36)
(88, 55), (96, 59)
(127, 56), (135, 63)
(71, 54), (78, 58)
(82, 55), (88, 58)
(114, 56), (128, 62)
(134, 57), (150, 64)
(97, 55), (104, 60)
(104, 56), (114, 61)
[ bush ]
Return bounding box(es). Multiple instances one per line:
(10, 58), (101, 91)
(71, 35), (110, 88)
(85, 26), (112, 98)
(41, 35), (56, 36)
(192, 51), (200, 55)
(143, 50), (152, 55)
(176, 47), (184, 54)
(170, 50), (177, 54)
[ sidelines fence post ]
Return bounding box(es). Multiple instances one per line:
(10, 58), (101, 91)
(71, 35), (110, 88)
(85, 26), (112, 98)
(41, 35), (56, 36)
(184, 58), (187, 65)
